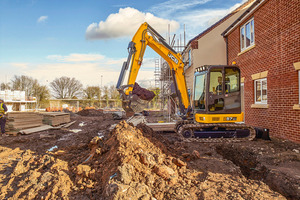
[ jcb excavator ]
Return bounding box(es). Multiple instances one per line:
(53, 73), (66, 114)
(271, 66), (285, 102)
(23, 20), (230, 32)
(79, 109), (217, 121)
(117, 22), (256, 142)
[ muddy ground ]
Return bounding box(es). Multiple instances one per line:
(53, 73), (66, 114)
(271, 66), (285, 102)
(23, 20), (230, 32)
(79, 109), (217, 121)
(0, 110), (299, 200)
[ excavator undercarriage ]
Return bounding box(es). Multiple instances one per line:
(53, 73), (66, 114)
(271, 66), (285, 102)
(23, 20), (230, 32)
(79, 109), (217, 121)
(175, 121), (256, 143)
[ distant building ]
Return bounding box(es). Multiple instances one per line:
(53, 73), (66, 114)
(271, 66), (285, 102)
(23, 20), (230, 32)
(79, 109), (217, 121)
(0, 90), (37, 112)
(222, 0), (300, 142)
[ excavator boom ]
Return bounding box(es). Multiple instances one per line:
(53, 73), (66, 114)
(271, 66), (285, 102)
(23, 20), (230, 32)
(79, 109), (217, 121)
(117, 22), (191, 116)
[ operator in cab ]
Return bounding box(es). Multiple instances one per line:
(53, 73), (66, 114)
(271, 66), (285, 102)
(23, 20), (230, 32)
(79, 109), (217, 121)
(216, 76), (223, 95)
(216, 76), (230, 95)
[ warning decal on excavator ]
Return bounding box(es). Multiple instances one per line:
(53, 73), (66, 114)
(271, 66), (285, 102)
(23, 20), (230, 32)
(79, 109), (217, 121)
(168, 53), (179, 64)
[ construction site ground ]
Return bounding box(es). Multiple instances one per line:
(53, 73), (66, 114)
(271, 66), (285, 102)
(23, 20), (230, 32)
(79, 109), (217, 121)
(0, 110), (299, 200)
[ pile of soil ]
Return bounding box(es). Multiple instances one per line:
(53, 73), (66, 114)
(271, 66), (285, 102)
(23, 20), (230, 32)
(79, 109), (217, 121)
(0, 147), (76, 199)
(77, 109), (113, 120)
(77, 109), (104, 116)
(71, 121), (284, 199)
(132, 82), (155, 101)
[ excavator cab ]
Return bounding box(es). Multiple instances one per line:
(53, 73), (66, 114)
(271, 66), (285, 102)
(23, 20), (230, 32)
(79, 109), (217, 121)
(193, 65), (243, 123)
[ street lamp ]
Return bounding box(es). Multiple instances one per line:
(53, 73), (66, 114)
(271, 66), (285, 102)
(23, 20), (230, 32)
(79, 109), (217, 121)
(100, 75), (103, 108)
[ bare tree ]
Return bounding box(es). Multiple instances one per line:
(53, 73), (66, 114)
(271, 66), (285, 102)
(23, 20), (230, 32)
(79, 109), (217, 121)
(50, 76), (83, 99)
(83, 86), (101, 107)
(33, 85), (50, 108)
(0, 82), (11, 90)
(11, 75), (38, 96)
(109, 85), (121, 108)
(83, 86), (101, 99)
(109, 85), (119, 99)
(10, 75), (50, 108)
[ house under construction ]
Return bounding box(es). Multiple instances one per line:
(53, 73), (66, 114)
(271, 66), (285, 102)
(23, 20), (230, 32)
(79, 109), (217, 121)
(0, 90), (37, 112)
(154, 29), (186, 121)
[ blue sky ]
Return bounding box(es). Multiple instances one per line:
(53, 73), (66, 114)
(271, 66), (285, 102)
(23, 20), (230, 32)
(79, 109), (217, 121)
(0, 0), (247, 88)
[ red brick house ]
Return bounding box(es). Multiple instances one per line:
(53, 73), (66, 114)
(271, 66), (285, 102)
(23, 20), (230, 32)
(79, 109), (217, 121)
(222, 0), (300, 142)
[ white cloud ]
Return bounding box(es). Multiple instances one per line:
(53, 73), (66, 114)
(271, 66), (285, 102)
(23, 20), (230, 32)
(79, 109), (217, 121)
(178, 9), (229, 37)
(149, 0), (250, 41)
(149, 0), (212, 18)
(37, 16), (48, 23)
(85, 7), (180, 40)
(47, 53), (105, 62)
(10, 63), (30, 70)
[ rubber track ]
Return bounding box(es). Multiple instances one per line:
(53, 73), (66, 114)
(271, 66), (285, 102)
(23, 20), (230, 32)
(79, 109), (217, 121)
(176, 121), (256, 143)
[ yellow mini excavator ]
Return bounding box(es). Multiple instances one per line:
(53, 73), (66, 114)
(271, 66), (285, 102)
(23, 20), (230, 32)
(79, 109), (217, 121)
(116, 22), (256, 142)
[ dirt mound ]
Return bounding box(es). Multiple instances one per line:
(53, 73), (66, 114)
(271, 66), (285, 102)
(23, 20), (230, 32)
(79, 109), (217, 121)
(77, 109), (104, 116)
(86, 121), (202, 199)
(79, 121), (285, 200)
(0, 147), (77, 199)
(77, 109), (113, 120)
(132, 82), (155, 101)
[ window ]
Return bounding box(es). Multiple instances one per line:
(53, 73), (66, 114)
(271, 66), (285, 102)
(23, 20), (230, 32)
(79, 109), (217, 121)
(293, 62), (300, 110)
(209, 69), (223, 94)
(188, 49), (192, 67)
(240, 18), (255, 51)
(254, 78), (267, 104)
(209, 69), (224, 111)
(193, 73), (206, 110)
(225, 68), (240, 94)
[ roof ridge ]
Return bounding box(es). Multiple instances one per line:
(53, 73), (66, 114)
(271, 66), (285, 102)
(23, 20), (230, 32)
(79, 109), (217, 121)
(185, 0), (256, 48)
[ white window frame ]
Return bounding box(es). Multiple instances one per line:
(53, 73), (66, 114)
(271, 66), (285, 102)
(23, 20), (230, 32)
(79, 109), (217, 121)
(240, 18), (255, 51)
(254, 78), (267, 104)
(188, 49), (192, 67)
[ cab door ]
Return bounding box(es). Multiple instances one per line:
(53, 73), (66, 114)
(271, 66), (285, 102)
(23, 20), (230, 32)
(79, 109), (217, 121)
(207, 66), (241, 114)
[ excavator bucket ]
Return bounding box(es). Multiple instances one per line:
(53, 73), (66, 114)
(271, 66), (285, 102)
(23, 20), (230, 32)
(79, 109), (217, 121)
(118, 83), (155, 116)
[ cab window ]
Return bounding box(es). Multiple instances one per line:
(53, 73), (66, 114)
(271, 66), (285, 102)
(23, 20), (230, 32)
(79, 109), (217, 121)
(225, 68), (240, 93)
(209, 69), (223, 95)
(193, 74), (206, 110)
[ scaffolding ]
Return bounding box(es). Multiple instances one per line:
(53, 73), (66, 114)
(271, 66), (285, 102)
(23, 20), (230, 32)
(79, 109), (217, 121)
(154, 58), (160, 88)
(149, 24), (187, 121)
(156, 26), (186, 121)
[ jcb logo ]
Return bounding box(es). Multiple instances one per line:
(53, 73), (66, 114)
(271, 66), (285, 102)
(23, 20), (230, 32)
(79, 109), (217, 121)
(168, 53), (178, 64)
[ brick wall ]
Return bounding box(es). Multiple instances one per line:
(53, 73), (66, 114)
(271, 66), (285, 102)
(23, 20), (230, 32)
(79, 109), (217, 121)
(227, 0), (300, 143)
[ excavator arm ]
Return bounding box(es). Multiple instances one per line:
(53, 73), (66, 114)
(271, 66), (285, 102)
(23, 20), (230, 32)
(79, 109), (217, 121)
(117, 22), (191, 117)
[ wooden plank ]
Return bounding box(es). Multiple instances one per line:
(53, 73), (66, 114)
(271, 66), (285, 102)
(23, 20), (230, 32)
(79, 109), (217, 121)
(146, 122), (176, 132)
(41, 112), (70, 126)
(50, 121), (76, 129)
(19, 125), (53, 135)
(63, 121), (76, 128)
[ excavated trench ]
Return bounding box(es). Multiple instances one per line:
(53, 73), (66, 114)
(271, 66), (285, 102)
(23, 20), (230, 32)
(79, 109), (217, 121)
(216, 143), (300, 200)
